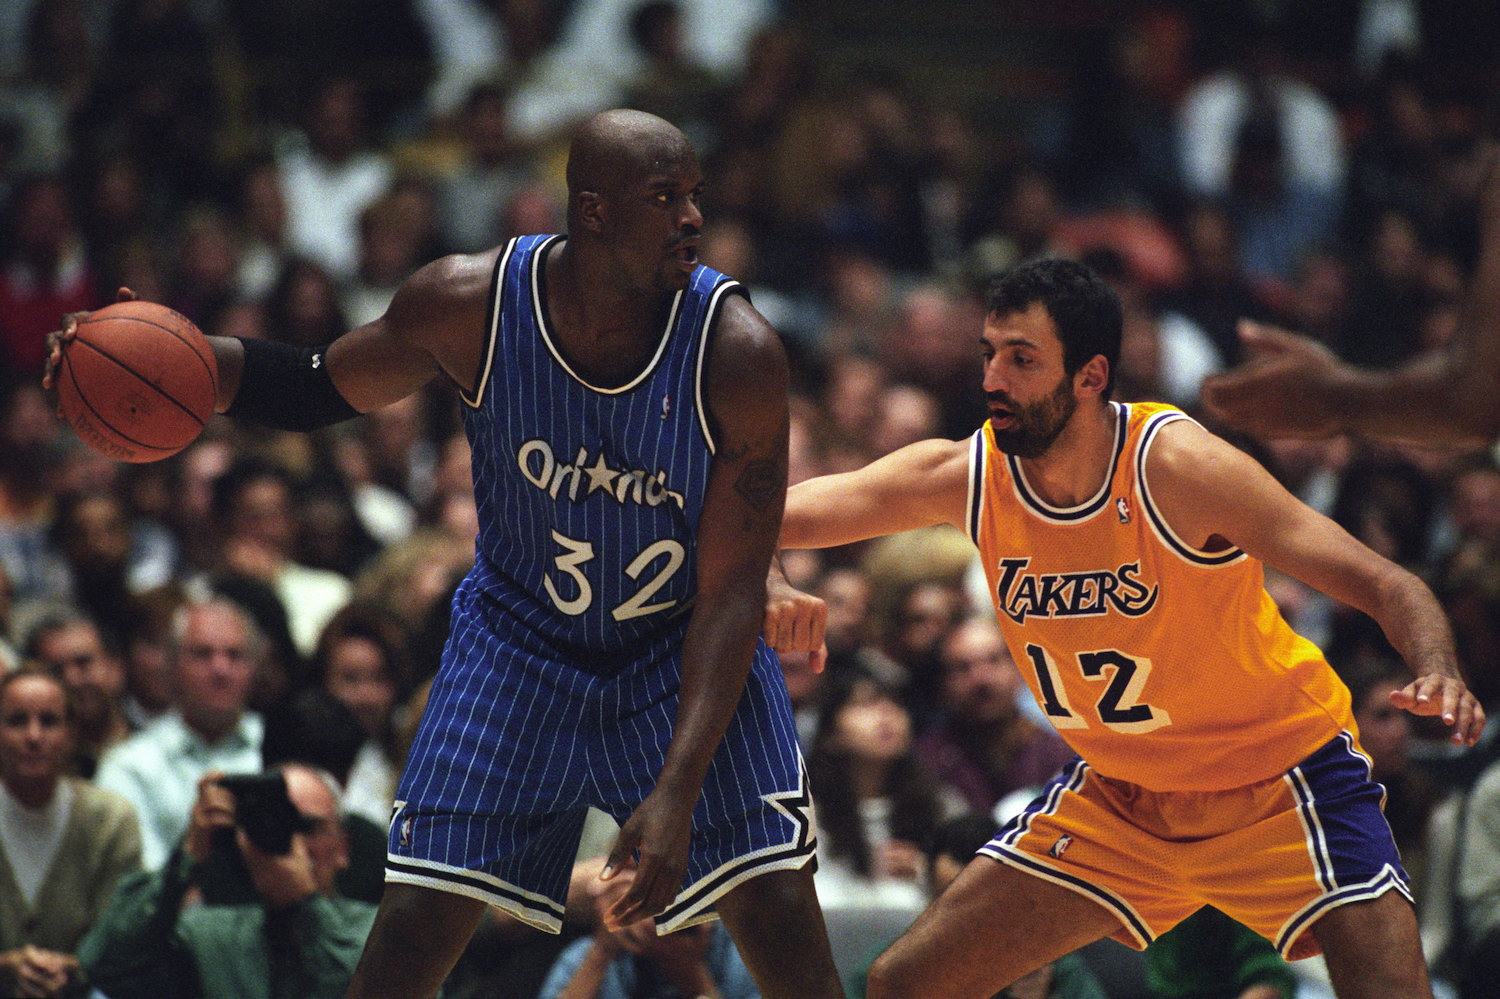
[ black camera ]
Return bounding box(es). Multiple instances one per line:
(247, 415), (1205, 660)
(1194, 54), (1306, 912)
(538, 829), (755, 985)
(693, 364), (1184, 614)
(214, 772), (316, 855)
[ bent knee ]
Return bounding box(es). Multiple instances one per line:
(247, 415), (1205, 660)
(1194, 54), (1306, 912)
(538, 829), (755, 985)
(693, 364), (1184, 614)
(866, 946), (920, 999)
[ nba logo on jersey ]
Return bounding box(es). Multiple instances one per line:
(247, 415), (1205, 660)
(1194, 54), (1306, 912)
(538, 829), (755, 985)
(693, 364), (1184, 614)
(662, 392), (671, 419)
(400, 815), (413, 848)
(1116, 497), (1130, 523)
(1049, 834), (1072, 858)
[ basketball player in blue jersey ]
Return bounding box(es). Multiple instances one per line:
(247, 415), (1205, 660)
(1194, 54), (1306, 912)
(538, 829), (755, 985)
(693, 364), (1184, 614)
(45, 110), (845, 999)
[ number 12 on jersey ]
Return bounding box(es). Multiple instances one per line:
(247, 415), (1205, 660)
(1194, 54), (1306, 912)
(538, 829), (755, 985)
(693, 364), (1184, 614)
(1023, 643), (1171, 734)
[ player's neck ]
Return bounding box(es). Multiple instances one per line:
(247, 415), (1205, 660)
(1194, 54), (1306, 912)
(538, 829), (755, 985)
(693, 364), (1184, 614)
(1014, 401), (1118, 509)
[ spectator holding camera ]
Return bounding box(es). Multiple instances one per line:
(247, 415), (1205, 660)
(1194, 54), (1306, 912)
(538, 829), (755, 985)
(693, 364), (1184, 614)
(0, 668), (141, 999)
(78, 762), (378, 999)
(94, 597), (265, 868)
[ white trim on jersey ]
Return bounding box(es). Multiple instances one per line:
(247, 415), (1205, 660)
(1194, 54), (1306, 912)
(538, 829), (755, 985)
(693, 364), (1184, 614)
(460, 237), (518, 409)
(1135, 409), (1246, 567)
(691, 279), (744, 456)
(531, 236), (685, 395)
(385, 853), (568, 933)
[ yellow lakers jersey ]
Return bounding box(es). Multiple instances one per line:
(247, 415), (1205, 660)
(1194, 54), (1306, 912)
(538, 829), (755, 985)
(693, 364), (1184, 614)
(967, 401), (1355, 791)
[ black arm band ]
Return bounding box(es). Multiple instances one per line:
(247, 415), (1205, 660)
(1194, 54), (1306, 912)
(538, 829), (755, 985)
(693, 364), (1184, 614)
(225, 338), (361, 431)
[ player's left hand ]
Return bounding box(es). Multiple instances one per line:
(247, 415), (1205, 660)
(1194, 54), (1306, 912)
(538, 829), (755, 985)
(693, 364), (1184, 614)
(601, 787), (694, 931)
(1389, 673), (1486, 746)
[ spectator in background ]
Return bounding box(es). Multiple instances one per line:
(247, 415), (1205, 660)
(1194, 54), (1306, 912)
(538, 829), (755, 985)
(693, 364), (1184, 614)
(44, 490), (145, 647)
(78, 763), (376, 999)
(1339, 207), (1432, 370)
(309, 602), (409, 828)
(22, 609), (131, 777)
(1161, 201), (1274, 368)
(95, 598), (265, 869)
(437, 82), (532, 255)
(341, 195), (426, 327)
(917, 616), (1074, 819)
(275, 75), (394, 281)
(809, 671), (956, 910)
(1144, 905), (1297, 999)
(846, 813), (1105, 999)
(232, 155), (292, 301)
(1343, 658), (1444, 896)
(1435, 455), (1500, 709)
(0, 669), (141, 999)
(620, 0), (722, 156)
(537, 862), (762, 999)
(0, 174), (98, 379)
(263, 257), (351, 350)
(1449, 746), (1500, 999)
(117, 583), (185, 731)
(211, 459), (353, 659)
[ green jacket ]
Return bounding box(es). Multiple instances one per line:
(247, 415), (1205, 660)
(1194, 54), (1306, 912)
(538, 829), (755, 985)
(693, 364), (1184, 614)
(77, 849), (377, 999)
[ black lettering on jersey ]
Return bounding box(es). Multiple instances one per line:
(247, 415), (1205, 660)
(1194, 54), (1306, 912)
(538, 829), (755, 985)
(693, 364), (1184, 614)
(996, 556), (1158, 624)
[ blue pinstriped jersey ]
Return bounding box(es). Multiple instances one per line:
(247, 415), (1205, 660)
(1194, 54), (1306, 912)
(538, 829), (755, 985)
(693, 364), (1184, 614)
(455, 234), (740, 672)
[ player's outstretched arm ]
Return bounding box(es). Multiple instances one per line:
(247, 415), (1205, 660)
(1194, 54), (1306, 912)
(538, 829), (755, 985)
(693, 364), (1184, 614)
(1202, 142), (1500, 446)
(780, 437), (972, 551)
(1146, 419), (1486, 746)
(603, 296), (790, 929)
(207, 250), (498, 427)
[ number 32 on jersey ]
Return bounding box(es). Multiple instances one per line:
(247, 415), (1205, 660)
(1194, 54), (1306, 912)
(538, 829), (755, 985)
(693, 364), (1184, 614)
(544, 529), (685, 622)
(1024, 643), (1171, 734)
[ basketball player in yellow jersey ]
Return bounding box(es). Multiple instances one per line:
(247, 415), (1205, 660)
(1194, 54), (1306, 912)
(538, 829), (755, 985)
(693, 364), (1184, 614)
(777, 258), (1485, 999)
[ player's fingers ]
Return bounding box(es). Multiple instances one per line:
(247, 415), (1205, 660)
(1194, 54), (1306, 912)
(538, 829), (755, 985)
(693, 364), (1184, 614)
(1462, 701), (1487, 746)
(1236, 319), (1297, 355)
(602, 832), (638, 880)
(116, 286), (137, 302)
(810, 643), (828, 674)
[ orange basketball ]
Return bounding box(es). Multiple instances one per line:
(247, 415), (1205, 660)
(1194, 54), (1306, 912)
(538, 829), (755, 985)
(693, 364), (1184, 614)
(56, 300), (218, 462)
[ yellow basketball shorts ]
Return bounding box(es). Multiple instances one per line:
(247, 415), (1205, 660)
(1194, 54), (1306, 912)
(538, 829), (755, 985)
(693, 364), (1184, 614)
(978, 732), (1409, 960)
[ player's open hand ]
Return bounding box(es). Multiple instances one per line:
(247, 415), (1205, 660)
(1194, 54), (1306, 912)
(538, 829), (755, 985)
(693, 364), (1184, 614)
(1200, 321), (1345, 439)
(41, 287), (137, 398)
(764, 567), (827, 672)
(601, 788), (693, 931)
(1389, 673), (1486, 746)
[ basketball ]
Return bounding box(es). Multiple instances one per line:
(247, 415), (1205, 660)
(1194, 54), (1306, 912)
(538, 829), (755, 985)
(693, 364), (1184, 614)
(56, 300), (218, 463)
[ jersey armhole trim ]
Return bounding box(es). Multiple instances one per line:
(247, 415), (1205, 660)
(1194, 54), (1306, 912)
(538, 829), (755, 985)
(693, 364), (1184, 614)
(1136, 410), (1246, 566)
(460, 238), (518, 409)
(967, 428), (986, 543)
(693, 280), (746, 456)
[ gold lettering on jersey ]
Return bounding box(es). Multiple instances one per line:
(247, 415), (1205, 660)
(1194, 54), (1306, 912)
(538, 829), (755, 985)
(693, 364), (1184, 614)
(994, 557), (1158, 624)
(517, 439), (685, 509)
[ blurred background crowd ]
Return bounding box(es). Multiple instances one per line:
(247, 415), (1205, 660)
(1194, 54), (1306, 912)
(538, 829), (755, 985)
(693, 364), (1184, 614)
(1, 1), (1500, 998)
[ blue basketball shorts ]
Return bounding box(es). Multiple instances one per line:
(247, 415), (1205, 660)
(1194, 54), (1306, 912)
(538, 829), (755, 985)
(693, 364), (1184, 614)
(980, 731), (1409, 959)
(385, 622), (815, 933)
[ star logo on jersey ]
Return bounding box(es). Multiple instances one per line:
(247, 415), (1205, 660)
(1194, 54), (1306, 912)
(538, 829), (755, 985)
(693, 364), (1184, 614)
(1116, 497), (1130, 523)
(1049, 834), (1071, 858)
(763, 763), (816, 851)
(582, 451), (619, 496)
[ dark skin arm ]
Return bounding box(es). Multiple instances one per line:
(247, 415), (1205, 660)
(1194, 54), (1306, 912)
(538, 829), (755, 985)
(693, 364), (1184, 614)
(1202, 142), (1500, 445)
(43, 250), (498, 417)
(603, 294), (791, 929)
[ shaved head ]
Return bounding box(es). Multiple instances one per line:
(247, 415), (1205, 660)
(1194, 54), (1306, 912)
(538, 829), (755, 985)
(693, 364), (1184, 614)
(566, 109), (694, 225)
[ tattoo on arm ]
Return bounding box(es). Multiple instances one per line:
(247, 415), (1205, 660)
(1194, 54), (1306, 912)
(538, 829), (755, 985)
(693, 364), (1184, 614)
(734, 457), (784, 515)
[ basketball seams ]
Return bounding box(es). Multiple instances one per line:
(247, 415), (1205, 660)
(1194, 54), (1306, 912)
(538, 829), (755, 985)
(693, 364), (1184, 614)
(59, 352), (178, 455)
(77, 309), (218, 392)
(68, 335), (209, 428)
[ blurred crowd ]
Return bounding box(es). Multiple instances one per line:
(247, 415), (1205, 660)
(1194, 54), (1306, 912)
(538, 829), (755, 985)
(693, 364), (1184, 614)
(2, 0), (1500, 997)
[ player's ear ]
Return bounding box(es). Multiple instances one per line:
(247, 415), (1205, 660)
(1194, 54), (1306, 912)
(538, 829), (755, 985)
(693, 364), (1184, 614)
(1075, 355), (1109, 398)
(576, 189), (605, 233)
